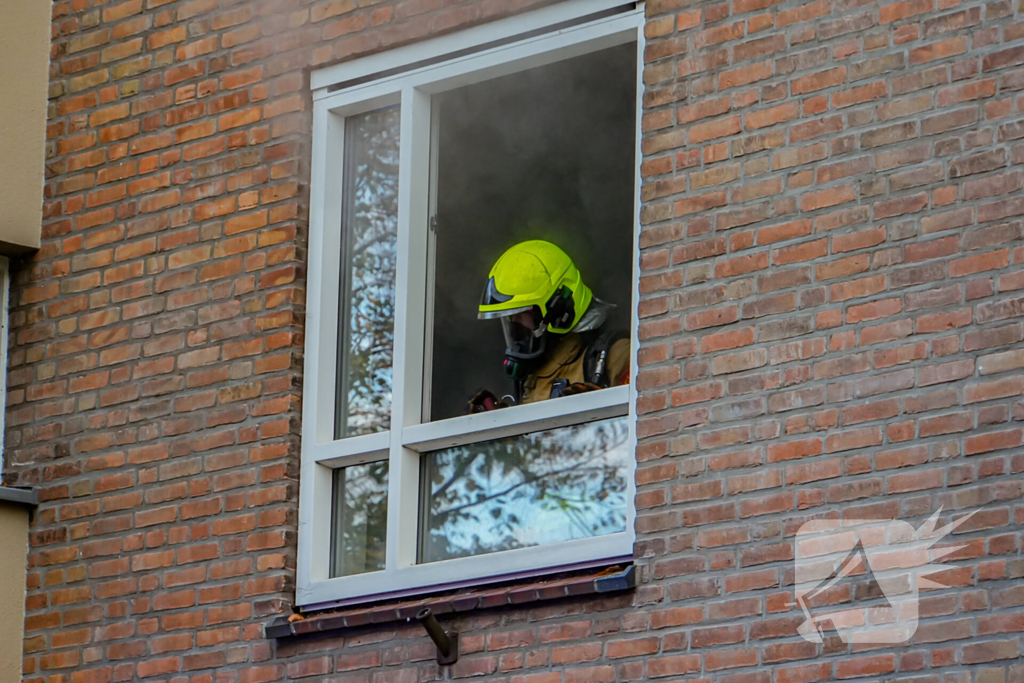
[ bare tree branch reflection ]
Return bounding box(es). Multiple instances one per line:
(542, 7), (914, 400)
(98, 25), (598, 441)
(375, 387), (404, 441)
(332, 461), (389, 577)
(338, 107), (400, 437)
(421, 417), (630, 562)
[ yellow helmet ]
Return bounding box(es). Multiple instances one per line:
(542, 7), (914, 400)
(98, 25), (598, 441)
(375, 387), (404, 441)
(479, 240), (592, 333)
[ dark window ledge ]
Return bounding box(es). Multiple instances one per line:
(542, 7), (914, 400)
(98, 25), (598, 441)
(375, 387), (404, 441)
(266, 564), (635, 640)
(0, 486), (38, 508)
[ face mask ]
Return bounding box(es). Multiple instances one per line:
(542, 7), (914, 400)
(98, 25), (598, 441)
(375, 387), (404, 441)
(500, 307), (546, 379)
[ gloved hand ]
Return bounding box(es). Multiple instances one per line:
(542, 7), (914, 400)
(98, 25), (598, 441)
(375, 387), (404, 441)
(467, 389), (509, 414)
(551, 381), (602, 398)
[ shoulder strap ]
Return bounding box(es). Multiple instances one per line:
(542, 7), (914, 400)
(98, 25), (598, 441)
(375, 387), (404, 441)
(584, 329), (629, 387)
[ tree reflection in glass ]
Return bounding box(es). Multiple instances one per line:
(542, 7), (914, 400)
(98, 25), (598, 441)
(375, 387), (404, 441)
(419, 417), (630, 563)
(331, 461), (389, 577)
(336, 106), (400, 439)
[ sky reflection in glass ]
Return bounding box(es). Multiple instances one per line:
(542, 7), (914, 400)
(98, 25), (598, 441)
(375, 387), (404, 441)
(336, 106), (400, 438)
(420, 417), (630, 563)
(331, 461), (389, 577)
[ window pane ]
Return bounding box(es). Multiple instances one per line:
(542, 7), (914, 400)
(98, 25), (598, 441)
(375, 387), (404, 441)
(336, 106), (400, 439)
(419, 417), (630, 563)
(425, 44), (636, 421)
(331, 461), (389, 577)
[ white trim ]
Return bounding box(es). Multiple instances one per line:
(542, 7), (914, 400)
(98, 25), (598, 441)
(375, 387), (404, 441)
(299, 3), (645, 608)
(300, 531), (634, 608)
(403, 387), (629, 452)
(310, 432), (389, 466)
(311, 0), (636, 91)
(314, 14), (638, 106)
(420, 98), (442, 422)
(624, 29), (646, 548)
(298, 100), (331, 594)
(386, 85), (432, 572)
(309, 104), (345, 445)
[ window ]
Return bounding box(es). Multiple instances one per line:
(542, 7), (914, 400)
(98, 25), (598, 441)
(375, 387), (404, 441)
(299, 0), (644, 608)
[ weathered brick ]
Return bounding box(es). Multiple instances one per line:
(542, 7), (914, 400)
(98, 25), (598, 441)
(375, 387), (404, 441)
(14, 4), (1024, 683)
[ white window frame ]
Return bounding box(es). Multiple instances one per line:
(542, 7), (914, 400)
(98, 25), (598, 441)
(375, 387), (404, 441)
(298, 0), (645, 609)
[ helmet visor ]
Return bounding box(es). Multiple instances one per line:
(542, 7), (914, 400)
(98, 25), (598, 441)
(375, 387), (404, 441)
(478, 305), (531, 321)
(500, 307), (546, 360)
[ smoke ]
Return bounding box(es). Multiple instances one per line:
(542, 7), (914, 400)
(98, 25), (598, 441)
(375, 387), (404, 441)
(428, 42), (638, 420)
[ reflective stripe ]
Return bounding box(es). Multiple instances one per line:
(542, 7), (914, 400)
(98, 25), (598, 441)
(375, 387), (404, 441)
(477, 306), (531, 320)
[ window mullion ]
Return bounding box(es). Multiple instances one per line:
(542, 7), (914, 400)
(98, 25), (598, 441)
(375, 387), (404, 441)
(403, 386), (631, 453)
(420, 97), (442, 423)
(311, 432), (390, 467)
(385, 86), (433, 571)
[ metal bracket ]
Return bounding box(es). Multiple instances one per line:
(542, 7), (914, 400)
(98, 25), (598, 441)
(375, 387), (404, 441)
(416, 608), (459, 665)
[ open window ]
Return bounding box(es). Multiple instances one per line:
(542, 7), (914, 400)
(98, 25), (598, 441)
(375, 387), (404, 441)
(300, 0), (644, 608)
(425, 43), (637, 421)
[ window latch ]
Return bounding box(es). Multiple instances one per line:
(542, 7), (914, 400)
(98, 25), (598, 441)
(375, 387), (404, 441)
(429, 215), (439, 233)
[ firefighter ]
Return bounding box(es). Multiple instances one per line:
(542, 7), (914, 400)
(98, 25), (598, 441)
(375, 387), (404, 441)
(469, 240), (630, 412)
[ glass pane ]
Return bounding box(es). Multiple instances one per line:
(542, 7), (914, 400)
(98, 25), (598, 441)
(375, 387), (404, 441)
(336, 106), (400, 439)
(331, 461), (388, 577)
(419, 417), (630, 563)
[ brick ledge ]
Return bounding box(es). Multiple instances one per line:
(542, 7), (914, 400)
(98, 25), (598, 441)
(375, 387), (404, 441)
(266, 564), (635, 639)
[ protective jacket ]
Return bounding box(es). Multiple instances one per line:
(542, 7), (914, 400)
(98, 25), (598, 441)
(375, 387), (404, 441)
(521, 331), (630, 404)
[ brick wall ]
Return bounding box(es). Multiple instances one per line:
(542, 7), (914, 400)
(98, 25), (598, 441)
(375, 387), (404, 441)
(7, 0), (1024, 682)
(634, 0), (1024, 682)
(6, 0), (565, 681)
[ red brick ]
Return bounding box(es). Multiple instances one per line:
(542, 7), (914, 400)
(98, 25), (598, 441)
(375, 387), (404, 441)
(17, 7), (1024, 683)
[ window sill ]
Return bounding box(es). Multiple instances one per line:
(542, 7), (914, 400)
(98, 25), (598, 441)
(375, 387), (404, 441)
(266, 564), (634, 640)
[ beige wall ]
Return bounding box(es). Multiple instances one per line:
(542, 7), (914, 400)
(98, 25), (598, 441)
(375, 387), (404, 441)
(0, 502), (29, 683)
(0, 0), (50, 254)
